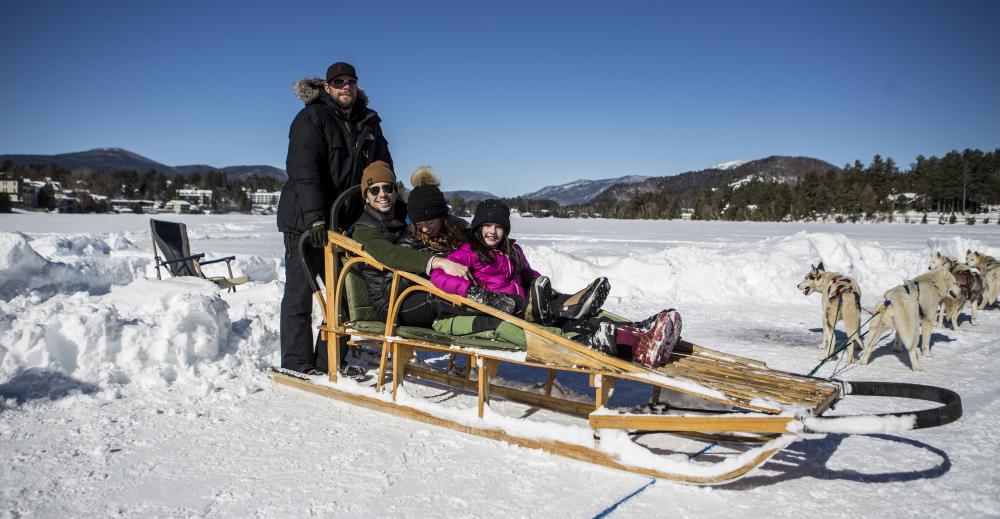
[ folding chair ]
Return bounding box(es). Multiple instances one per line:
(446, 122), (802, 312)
(149, 218), (249, 292)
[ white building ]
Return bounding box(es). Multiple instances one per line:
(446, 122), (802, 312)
(164, 200), (192, 214)
(246, 189), (280, 206)
(0, 175), (20, 203)
(177, 188), (213, 206)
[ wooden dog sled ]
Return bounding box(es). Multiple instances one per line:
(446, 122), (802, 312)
(270, 193), (962, 485)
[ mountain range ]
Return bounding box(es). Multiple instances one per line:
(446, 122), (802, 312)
(1, 148), (839, 207)
(521, 175), (650, 205)
(442, 190), (497, 202)
(591, 156), (839, 206)
(0, 148), (287, 181)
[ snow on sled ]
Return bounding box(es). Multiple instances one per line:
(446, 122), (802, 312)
(270, 193), (962, 485)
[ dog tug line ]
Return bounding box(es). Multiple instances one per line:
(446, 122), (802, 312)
(270, 186), (963, 485)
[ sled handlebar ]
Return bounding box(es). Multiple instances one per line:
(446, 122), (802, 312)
(298, 185), (361, 295)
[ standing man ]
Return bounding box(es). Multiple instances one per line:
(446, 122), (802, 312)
(277, 62), (392, 375)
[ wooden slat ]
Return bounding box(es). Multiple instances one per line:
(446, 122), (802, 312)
(590, 414), (795, 434)
(668, 355), (834, 393)
(670, 359), (836, 404)
(667, 365), (828, 405)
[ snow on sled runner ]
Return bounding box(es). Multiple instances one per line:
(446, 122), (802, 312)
(269, 188), (962, 485)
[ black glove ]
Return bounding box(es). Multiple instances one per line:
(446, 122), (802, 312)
(306, 220), (328, 248)
(466, 286), (518, 315)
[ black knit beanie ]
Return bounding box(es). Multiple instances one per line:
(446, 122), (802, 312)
(470, 199), (511, 234)
(407, 185), (449, 223)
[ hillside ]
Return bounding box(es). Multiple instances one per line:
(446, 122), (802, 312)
(1, 148), (287, 181)
(521, 175), (650, 205)
(592, 156), (838, 206)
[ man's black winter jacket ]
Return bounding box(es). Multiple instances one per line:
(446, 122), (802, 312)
(277, 78), (392, 234)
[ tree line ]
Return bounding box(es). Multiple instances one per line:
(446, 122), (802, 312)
(4, 161), (283, 213)
(503, 148), (1000, 221)
(688, 149), (1000, 222)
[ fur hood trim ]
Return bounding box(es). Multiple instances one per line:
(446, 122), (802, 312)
(293, 76), (369, 106)
(410, 166), (440, 188)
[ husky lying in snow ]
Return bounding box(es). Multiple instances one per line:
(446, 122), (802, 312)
(928, 253), (984, 328)
(797, 263), (862, 361)
(966, 249), (1000, 309)
(859, 267), (961, 371)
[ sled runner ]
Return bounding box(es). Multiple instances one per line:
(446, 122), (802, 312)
(270, 189), (962, 485)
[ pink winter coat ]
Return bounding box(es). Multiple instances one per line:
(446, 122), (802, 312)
(431, 241), (541, 298)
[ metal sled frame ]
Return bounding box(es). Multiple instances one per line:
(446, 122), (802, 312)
(270, 199), (962, 485)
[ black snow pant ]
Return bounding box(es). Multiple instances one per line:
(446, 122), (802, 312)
(280, 232), (344, 373)
(396, 292), (479, 328)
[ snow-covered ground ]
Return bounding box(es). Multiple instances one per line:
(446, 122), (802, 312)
(1, 214), (998, 517)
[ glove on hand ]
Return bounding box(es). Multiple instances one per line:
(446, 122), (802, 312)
(466, 286), (518, 315)
(306, 220), (328, 248)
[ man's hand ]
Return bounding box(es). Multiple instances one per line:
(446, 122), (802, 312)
(431, 257), (471, 281)
(306, 220), (328, 248)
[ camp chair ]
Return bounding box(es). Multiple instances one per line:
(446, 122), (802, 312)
(149, 218), (249, 292)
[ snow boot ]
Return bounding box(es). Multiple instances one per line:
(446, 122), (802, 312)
(525, 276), (553, 323)
(467, 286), (519, 315)
(631, 309), (682, 369)
(581, 321), (619, 356)
(549, 277), (610, 323)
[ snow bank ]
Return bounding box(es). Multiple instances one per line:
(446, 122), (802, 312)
(0, 278), (238, 391)
(0, 232), (143, 300)
(524, 229), (998, 312)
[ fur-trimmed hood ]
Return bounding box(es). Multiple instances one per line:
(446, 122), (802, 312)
(293, 76), (369, 108)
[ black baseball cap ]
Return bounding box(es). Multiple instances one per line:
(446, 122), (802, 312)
(326, 62), (358, 82)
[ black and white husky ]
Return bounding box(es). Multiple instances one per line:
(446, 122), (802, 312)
(928, 252), (984, 328)
(797, 263), (862, 361)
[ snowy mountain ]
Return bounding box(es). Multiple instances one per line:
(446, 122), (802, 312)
(712, 159), (748, 170)
(521, 175), (650, 205)
(0, 148), (287, 180)
(442, 190), (498, 202)
(593, 156), (838, 205)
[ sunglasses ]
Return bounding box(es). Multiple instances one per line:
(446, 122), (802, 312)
(329, 78), (358, 88)
(367, 184), (396, 196)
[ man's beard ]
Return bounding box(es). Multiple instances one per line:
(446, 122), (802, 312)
(333, 93), (355, 109)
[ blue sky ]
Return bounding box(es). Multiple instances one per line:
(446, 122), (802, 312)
(2, 1), (998, 196)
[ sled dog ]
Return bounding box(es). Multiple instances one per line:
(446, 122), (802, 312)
(797, 263), (862, 361)
(859, 267), (961, 371)
(966, 250), (1000, 309)
(929, 253), (984, 328)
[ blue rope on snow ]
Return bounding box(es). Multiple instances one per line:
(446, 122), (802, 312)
(689, 441), (718, 460)
(592, 478), (656, 518)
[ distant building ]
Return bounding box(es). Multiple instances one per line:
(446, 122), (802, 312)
(0, 174), (20, 204)
(177, 188), (214, 206)
(246, 189), (280, 205)
(164, 200), (192, 214)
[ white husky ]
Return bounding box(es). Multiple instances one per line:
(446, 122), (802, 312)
(966, 249), (1000, 309)
(858, 267), (961, 371)
(797, 263), (862, 361)
(928, 253), (984, 328)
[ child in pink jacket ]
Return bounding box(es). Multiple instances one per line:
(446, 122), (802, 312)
(431, 199), (681, 369)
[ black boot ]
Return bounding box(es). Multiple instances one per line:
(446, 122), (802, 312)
(581, 321), (618, 356)
(526, 276), (554, 324)
(467, 286), (519, 315)
(549, 277), (611, 322)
